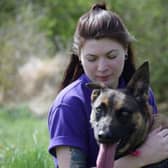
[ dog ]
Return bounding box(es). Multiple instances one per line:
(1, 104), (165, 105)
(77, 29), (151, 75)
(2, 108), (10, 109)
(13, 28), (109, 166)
(87, 61), (168, 168)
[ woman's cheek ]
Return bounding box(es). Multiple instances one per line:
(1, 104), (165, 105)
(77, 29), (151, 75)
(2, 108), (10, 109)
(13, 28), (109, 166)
(110, 58), (125, 74)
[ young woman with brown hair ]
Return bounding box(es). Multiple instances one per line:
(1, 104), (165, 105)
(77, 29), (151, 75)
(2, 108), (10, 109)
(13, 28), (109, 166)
(48, 3), (168, 168)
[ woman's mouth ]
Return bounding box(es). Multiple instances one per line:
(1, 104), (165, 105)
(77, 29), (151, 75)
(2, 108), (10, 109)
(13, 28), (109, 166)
(96, 75), (110, 82)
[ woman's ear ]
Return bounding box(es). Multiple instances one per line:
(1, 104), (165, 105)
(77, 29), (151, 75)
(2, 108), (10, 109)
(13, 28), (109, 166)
(124, 47), (128, 55)
(124, 48), (128, 60)
(79, 56), (83, 66)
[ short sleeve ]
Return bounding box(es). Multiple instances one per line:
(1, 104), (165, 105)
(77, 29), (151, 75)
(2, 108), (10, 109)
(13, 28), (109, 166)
(48, 96), (89, 158)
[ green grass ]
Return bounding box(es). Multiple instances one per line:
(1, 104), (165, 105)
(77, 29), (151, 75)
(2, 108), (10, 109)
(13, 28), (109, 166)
(0, 105), (54, 168)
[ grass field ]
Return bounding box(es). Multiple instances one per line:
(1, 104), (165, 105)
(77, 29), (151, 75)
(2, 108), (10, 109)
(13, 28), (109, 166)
(0, 105), (54, 168)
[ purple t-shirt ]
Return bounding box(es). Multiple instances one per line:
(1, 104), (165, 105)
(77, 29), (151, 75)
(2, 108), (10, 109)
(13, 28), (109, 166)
(48, 74), (158, 167)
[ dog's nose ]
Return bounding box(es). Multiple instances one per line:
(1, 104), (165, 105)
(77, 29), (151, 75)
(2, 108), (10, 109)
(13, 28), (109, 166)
(98, 130), (112, 140)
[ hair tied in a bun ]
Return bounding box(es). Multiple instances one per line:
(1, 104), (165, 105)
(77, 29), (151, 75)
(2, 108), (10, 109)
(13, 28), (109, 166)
(91, 3), (106, 11)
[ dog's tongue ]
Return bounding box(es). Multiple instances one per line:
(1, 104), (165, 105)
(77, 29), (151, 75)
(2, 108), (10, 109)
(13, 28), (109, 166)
(96, 143), (117, 168)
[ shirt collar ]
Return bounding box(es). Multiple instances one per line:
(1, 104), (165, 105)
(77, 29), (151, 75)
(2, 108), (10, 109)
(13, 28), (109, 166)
(81, 73), (126, 89)
(118, 77), (126, 89)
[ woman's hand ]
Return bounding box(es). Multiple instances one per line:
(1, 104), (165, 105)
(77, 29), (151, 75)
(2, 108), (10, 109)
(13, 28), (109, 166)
(114, 127), (168, 168)
(137, 127), (168, 166)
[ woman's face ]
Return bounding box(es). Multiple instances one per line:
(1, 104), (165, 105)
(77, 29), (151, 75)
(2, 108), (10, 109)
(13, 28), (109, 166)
(80, 38), (127, 88)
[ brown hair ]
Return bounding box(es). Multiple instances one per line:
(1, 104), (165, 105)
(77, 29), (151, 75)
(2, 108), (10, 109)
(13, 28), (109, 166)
(59, 3), (136, 90)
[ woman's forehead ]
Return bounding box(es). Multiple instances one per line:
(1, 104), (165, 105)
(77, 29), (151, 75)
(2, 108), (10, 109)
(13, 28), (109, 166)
(81, 38), (125, 55)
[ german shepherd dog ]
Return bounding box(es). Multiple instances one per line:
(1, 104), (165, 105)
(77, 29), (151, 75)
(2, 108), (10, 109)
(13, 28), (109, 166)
(87, 61), (168, 168)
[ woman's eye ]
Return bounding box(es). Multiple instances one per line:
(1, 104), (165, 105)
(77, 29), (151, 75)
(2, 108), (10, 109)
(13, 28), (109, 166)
(107, 54), (117, 59)
(86, 56), (97, 62)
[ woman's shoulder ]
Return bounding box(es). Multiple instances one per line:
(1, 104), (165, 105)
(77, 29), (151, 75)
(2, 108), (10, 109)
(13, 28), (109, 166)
(53, 74), (92, 107)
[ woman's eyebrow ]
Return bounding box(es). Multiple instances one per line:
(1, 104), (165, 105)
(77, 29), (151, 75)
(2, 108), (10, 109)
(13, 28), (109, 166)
(85, 49), (118, 57)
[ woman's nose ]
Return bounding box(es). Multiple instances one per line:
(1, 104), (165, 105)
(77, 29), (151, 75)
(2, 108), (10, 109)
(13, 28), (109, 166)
(97, 58), (108, 72)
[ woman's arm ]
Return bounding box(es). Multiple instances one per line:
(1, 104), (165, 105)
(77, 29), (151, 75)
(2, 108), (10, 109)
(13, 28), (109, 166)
(56, 128), (168, 168)
(56, 146), (87, 168)
(114, 155), (141, 168)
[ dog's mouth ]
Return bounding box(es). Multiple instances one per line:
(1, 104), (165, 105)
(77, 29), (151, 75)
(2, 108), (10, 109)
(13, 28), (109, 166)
(95, 129), (122, 167)
(96, 130), (121, 145)
(97, 143), (118, 168)
(98, 137), (120, 144)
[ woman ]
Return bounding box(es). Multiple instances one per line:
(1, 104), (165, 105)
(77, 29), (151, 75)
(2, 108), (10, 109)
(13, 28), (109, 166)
(48, 3), (168, 168)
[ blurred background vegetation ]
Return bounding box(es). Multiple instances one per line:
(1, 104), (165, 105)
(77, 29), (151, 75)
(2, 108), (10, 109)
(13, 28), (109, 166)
(0, 0), (167, 107)
(0, 0), (167, 167)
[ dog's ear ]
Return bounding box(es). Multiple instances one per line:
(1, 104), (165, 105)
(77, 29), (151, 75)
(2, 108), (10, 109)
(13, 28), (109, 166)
(126, 61), (150, 101)
(91, 89), (101, 102)
(86, 83), (106, 102)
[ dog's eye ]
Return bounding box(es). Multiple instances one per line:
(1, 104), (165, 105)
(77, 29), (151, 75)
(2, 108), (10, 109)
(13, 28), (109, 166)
(120, 111), (129, 117)
(95, 104), (106, 120)
(96, 103), (106, 112)
(95, 110), (102, 120)
(117, 108), (132, 124)
(96, 106), (103, 113)
(119, 108), (132, 116)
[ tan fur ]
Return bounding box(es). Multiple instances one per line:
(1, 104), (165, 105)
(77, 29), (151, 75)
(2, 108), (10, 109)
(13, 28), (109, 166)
(132, 112), (144, 129)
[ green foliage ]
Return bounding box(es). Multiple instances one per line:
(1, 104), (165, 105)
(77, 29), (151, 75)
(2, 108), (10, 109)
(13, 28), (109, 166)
(0, 105), (53, 168)
(0, 104), (32, 120)
(2, 146), (53, 168)
(38, 0), (94, 49)
(0, 0), (16, 25)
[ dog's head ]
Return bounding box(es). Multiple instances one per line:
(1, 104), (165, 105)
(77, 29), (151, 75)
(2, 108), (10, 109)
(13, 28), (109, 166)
(87, 61), (152, 156)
